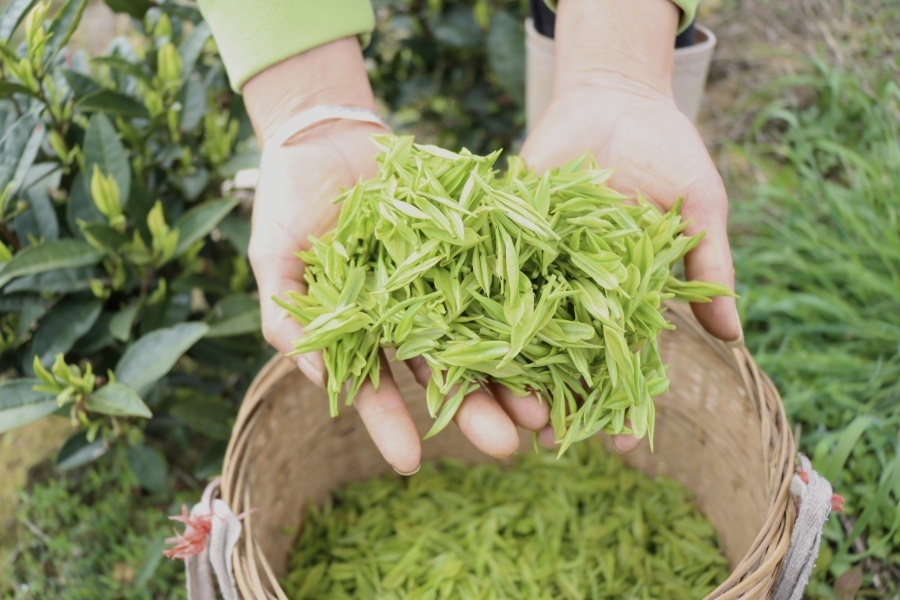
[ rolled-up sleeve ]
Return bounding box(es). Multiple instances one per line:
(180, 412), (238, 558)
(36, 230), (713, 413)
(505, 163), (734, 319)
(197, 0), (376, 92)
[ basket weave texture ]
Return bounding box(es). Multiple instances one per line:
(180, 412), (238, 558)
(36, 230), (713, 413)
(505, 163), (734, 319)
(221, 303), (797, 599)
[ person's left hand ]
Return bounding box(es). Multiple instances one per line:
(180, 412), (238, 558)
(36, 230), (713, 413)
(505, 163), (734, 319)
(521, 79), (742, 453)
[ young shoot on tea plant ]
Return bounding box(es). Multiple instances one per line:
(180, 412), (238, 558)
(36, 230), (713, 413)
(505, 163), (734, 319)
(278, 136), (731, 453)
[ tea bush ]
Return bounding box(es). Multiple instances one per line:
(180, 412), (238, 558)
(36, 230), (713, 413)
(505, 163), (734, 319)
(0, 0), (530, 489)
(367, 0), (527, 153)
(0, 0), (268, 489)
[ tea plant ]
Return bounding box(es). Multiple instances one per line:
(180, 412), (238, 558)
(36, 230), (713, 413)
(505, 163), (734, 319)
(0, 0), (267, 489)
(367, 0), (527, 153)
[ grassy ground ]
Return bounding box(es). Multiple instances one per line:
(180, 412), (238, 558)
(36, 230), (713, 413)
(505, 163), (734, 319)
(1, 449), (187, 599)
(706, 1), (899, 596)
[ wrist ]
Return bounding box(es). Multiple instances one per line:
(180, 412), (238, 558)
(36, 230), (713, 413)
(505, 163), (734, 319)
(552, 0), (679, 99)
(243, 37), (376, 141)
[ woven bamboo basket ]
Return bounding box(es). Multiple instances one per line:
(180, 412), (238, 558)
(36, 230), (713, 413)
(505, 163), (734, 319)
(221, 303), (797, 599)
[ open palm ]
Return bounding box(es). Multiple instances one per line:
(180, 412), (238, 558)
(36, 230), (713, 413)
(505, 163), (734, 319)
(522, 84), (741, 450)
(250, 120), (548, 475)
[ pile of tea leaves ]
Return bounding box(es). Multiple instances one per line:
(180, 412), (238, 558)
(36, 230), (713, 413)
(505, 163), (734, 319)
(278, 135), (730, 452)
(282, 444), (730, 599)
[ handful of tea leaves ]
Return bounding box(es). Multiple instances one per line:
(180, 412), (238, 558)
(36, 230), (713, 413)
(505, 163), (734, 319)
(283, 445), (730, 599)
(278, 135), (730, 451)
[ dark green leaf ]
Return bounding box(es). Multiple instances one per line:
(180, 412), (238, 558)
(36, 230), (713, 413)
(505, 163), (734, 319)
(103, 0), (151, 18)
(109, 303), (139, 342)
(172, 197), (238, 257)
(218, 150), (261, 179)
(0, 292), (47, 336)
(61, 68), (101, 99)
(75, 310), (115, 355)
(11, 187), (59, 242)
(190, 338), (267, 373)
(80, 222), (128, 252)
(91, 56), (153, 83)
(194, 440), (227, 479)
(126, 443), (167, 493)
(19, 162), (61, 194)
(177, 76), (206, 132)
(0, 293), (40, 313)
(4, 266), (100, 293)
(56, 432), (106, 471)
(30, 297), (103, 366)
(0, 379), (57, 434)
(86, 383), (152, 418)
(178, 20), (211, 78)
(44, 0), (87, 60)
(67, 171), (104, 233)
(217, 213), (251, 256)
(0, 81), (36, 98)
(170, 168), (209, 201)
(77, 89), (150, 119)
(205, 294), (260, 338)
(170, 397), (234, 439)
(83, 113), (131, 205)
(115, 322), (209, 397)
(0, 240), (103, 288)
(431, 6), (481, 48)
(487, 11), (525, 105)
(0, 0), (38, 42)
(0, 117), (45, 198)
(14, 295), (48, 338)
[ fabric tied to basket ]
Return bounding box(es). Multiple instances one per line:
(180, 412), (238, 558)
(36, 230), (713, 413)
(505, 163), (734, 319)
(772, 454), (843, 600)
(164, 478), (244, 600)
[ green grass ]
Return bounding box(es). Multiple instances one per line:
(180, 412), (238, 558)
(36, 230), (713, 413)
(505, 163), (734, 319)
(731, 59), (899, 597)
(1, 449), (187, 600)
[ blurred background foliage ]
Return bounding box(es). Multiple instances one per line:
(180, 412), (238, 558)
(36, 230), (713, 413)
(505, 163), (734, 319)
(0, 0), (897, 598)
(367, 0), (527, 153)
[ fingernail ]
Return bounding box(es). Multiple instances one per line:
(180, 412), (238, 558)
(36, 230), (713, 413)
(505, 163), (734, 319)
(725, 333), (745, 350)
(394, 464), (420, 476)
(613, 437), (627, 454)
(295, 356), (324, 387)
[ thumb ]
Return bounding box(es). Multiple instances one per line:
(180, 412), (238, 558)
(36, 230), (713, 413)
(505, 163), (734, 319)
(681, 181), (743, 343)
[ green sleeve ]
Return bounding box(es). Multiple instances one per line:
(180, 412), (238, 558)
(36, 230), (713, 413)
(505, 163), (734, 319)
(197, 0), (375, 92)
(544, 0), (699, 34)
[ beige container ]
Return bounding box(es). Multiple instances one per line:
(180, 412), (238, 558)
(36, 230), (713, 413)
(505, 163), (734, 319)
(526, 19), (718, 128)
(221, 303), (798, 599)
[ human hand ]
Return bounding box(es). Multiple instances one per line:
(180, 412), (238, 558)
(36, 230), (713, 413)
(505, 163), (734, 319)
(245, 40), (549, 475)
(522, 0), (741, 452)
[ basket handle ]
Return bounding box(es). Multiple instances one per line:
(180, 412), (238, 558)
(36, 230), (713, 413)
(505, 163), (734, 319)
(771, 454), (843, 600)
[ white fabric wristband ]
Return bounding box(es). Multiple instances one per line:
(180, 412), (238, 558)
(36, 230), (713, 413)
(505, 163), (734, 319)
(263, 105), (390, 152)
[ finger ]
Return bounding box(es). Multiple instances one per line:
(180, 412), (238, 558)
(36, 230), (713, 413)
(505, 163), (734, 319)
(537, 425), (557, 449)
(406, 357), (519, 458)
(250, 246), (325, 386)
(611, 425), (641, 454)
(681, 176), (743, 342)
(490, 384), (549, 431)
(354, 361), (422, 476)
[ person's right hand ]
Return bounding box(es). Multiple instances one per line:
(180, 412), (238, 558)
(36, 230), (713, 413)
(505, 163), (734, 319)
(245, 39), (549, 476)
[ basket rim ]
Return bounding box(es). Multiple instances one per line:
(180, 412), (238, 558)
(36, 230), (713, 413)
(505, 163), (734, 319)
(221, 302), (797, 600)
